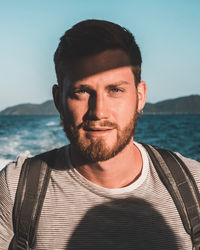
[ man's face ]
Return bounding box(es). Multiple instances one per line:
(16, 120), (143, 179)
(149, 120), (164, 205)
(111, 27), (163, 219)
(57, 49), (146, 162)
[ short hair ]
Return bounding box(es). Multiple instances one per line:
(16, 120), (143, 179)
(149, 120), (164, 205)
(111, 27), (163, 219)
(54, 19), (142, 86)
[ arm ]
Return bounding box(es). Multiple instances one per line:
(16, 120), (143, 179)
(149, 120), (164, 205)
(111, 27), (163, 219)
(0, 168), (14, 250)
(0, 156), (26, 250)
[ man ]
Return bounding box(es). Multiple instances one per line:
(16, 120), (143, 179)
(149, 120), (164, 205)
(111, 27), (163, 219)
(0, 19), (200, 250)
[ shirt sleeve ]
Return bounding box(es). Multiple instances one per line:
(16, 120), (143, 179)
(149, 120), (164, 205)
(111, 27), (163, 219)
(0, 155), (26, 250)
(0, 167), (14, 250)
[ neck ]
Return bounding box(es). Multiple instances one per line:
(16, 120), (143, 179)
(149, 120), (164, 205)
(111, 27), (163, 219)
(70, 141), (143, 189)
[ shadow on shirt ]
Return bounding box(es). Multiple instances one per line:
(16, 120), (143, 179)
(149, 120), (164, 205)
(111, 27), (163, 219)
(67, 197), (179, 250)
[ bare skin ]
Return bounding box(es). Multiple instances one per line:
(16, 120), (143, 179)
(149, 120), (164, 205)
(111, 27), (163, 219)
(53, 49), (146, 188)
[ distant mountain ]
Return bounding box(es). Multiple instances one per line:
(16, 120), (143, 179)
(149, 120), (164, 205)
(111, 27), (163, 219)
(0, 95), (199, 115)
(144, 95), (200, 114)
(0, 100), (58, 115)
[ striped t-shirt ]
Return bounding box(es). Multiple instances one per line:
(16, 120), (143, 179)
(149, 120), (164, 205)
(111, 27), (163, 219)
(0, 142), (200, 250)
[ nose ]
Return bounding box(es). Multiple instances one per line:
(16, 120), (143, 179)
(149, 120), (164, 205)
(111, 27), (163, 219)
(87, 92), (108, 120)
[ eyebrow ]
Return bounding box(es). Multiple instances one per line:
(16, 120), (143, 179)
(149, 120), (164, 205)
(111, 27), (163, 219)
(107, 81), (130, 86)
(73, 81), (130, 89)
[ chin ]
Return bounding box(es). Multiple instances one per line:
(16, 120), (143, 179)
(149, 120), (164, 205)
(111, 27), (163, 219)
(61, 111), (138, 162)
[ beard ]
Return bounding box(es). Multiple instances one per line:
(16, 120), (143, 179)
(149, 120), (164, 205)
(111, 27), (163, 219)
(62, 111), (138, 163)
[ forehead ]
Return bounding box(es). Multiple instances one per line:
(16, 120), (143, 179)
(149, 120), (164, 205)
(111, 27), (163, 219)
(64, 49), (132, 84)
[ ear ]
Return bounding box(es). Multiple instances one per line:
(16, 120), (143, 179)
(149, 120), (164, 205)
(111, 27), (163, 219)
(136, 81), (147, 112)
(52, 84), (63, 116)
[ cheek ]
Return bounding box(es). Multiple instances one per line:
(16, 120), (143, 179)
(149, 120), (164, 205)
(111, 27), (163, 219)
(112, 96), (137, 121)
(65, 99), (87, 125)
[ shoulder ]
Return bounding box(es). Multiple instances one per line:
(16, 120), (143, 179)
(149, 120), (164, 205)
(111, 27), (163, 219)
(35, 145), (69, 170)
(0, 146), (69, 202)
(0, 154), (28, 202)
(175, 152), (200, 188)
(140, 143), (200, 190)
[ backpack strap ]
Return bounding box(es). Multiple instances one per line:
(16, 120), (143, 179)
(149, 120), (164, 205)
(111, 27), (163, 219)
(141, 143), (200, 250)
(9, 149), (57, 250)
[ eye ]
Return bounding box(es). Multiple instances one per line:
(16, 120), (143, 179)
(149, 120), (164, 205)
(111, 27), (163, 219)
(73, 88), (89, 96)
(108, 86), (125, 95)
(75, 89), (87, 94)
(110, 87), (122, 93)
(69, 88), (89, 99)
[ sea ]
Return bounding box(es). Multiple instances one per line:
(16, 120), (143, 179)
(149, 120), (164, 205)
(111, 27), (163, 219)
(0, 114), (199, 170)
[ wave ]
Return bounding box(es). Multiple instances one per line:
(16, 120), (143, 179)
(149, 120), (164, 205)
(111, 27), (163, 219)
(0, 114), (199, 162)
(46, 121), (57, 126)
(0, 151), (32, 171)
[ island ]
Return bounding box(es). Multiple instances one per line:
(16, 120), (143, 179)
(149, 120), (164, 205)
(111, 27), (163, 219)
(0, 95), (199, 115)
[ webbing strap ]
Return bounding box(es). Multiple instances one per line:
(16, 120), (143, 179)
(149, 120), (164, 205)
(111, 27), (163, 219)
(142, 144), (200, 249)
(29, 159), (52, 248)
(9, 156), (52, 250)
(158, 148), (200, 249)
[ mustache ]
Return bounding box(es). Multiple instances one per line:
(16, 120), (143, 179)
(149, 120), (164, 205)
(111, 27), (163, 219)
(77, 120), (118, 130)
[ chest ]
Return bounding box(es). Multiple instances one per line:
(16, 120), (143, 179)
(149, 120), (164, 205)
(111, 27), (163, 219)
(33, 172), (192, 250)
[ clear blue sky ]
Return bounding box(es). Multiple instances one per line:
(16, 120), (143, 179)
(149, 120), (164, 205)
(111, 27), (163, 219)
(0, 0), (200, 111)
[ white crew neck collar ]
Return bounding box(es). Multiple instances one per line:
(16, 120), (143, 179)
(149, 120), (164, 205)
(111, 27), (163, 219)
(65, 142), (149, 197)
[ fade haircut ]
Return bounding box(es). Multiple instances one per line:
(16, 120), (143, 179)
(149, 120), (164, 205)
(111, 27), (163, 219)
(54, 19), (142, 87)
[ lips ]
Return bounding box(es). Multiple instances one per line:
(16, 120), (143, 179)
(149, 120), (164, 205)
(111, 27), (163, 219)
(83, 126), (114, 137)
(82, 121), (117, 130)
(85, 126), (113, 131)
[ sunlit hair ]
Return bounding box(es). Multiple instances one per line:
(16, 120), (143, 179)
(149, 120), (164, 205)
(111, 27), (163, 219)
(54, 19), (142, 86)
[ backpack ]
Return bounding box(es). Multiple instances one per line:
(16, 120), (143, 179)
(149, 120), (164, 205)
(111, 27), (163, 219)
(8, 144), (200, 250)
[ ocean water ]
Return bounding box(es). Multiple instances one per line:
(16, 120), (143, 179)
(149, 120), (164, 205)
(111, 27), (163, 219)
(0, 115), (199, 169)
